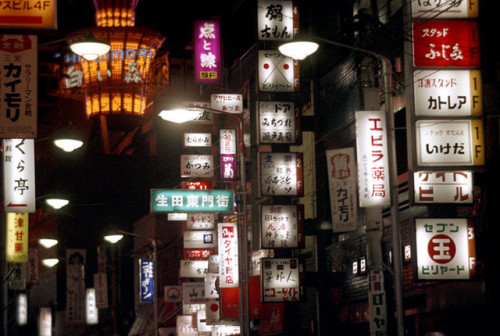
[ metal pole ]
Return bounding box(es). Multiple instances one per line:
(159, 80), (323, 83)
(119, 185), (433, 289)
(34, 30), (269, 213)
(152, 240), (159, 336)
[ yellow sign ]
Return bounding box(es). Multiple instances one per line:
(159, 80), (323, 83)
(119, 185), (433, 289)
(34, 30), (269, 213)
(6, 212), (29, 263)
(0, 0), (57, 28)
(471, 119), (484, 166)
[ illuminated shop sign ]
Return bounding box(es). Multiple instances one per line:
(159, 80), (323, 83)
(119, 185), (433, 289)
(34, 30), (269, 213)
(218, 223), (239, 288)
(183, 230), (217, 249)
(260, 204), (304, 248)
(220, 129), (237, 182)
(180, 154), (214, 178)
(139, 259), (154, 303)
(184, 133), (212, 147)
(414, 171), (473, 203)
(258, 101), (299, 144)
(258, 50), (299, 92)
(179, 260), (208, 278)
(6, 212), (29, 263)
(261, 258), (300, 302)
(151, 189), (234, 213)
(211, 94), (243, 113)
(259, 152), (304, 196)
(411, 0), (479, 19)
(257, 0), (299, 41)
(194, 20), (221, 83)
(0, 0), (56, 28)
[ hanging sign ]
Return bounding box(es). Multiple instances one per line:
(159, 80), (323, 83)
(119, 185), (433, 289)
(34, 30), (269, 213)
(258, 50), (299, 92)
(261, 204), (304, 248)
(368, 270), (387, 335)
(326, 148), (358, 232)
(179, 260), (208, 278)
(93, 273), (108, 309)
(183, 230), (217, 249)
(194, 20), (221, 83)
(258, 101), (299, 144)
(6, 212), (29, 263)
(139, 259), (154, 303)
(151, 189), (234, 212)
(211, 94), (243, 114)
(411, 0), (479, 19)
(416, 218), (476, 280)
(85, 288), (98, 325)
(180, 154), (214, 178)
(220, 129), (237, 182)
(412, 20), (480, 68)
(0, 2), (56, 28)
(39, 307), (52, 336)
(66, 249), (86, 323)
(184, 248), (215, 260)
(257, 0), (299, 41)
(261, 258), (300, 302)
(414, 171), (473, 203)
(260, 152), (304, 196)
(180, 180), (213, 190)
(186, 213), (215, 230)
(184, 133), (212, 147)
(218, 222), (239, 288)
(182, 282), (208, 304)
(355, 111), (390, 207)
(413, 70), (482, 116)
(17, 293), (28, 326)
(415, 119), (484, 166)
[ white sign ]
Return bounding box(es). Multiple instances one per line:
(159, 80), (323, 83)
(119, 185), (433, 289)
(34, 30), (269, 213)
(184, 230), (217, 249)
(415, 119), (484, 166)
(168, 212), (188, 221)
(258, 101), (298, 144)
(85, 288), (98, 325)
(413, 70), (482, 116)
(261, 205), (303, 248)
(164, 285), (181, 302)
(208, 255), (220, 273)
(177, 315), (198, 336)
(355, 111), (390, 207)
(416, 218), (476, 280)
(326, 148), (358, 232)
(187, 101), (214, 123)
(180, 154), (214, 178)
(220, 129), (237, 182)
(205, 273), (219, 299)
(0, 35), (37, 138)
(182, 282), (208, 304)
(411, 0), (478, 18)
(211, 93), (243, 114)
(414, 171), (473, 203)
(218, 222), (239, 288)
(261, 258), (300, 302)
(257, 0), (298, 41)
(260, 152), (304, 196)
(179, 260), (208, 278)
(258, 50), (299, 92)
(3, 138), (36, 213)
(187, 213), (215, 230)
(184, 133), (212, 147)
(39, 307), (52, 336)
(17, 293), (28, 326)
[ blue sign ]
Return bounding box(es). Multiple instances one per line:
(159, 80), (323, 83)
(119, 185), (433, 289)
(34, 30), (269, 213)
(140, 259), (154, 303)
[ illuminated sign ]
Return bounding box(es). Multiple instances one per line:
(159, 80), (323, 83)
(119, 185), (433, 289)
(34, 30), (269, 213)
(261, 258), (300, 302)
(355, 111), (390, 207)
(182, 282), (208, 304)
(258, 101), (299, 144)
(151, 189), (234, 212)
(180, 154), (214, 178)
(179, 260), (208, 278)
(416, 218), (476, 280)
(414, 171), (473, 203)
(326, 148), (358, 232)
(39, 307), (52, 336)
(211, 94), (243, 114)
(415, 119), (484, 166)
(220, 129), (237, 182)
(368, 270), (387, 335)
(17, 293), (28, 326)
(186, 213), (215, 230)
(183, 230), (217, 249)
(0, 1), (56, 28)
(184, 248), (215, 260)
(260, 152), (304, 196)
(413, 70), (482, 116)
(194, 20), (221, 83)
(411, 0), (479, 19)
(218, 223), (239, 288)
(261, 204), (304, 248)
(6, 212), (28, 263)
(85, 288), (98, 325)
(412, 20), (480, 68)
(177, 314), (197, 336)
(184, 133), (212, 147)
(3, 139), (36, 213)
(258, 50), (299, 92)
(139, 259), (154, 303)
(180, 181), (213, 190)
(257, 0), (299, 41)
(0, 35), (37, 138)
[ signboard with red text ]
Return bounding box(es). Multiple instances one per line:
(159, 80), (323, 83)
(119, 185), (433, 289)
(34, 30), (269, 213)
(218, 222), (239, 288)
(261, 204), (304, 248)
(211, 94), (243, 114)
(258, 50), (299, 92)
(6, 212), (28, 262)
(414, 171), (473, 203)
(261, 258), (300, 302)
(0, 2), (57, 28)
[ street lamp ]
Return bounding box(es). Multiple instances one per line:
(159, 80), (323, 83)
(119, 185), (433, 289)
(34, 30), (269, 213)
(40, 34), (111, 61)
(104, 230), (159, 336)
(159, 105), (250, 336)
(279, 35), (405, 336)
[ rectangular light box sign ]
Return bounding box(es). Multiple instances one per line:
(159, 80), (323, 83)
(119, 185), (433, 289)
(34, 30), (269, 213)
(258, 101), (299, 144)
(411, 0), (478, 19)
(183, 230), (217, 249)
(261, 258), (300, 302)
(180, 154), (214, 178)
(414, 171), (473, 203)
(257, 0), (299, 41)
(184, 133), (212, 147)
(139, 259), (154, 303)
(85, 288), (98, 325)
(211, 94), (243, 113)
(259, 152), (304, 196)
(258, 50), (299, 92)
(218, 222), (239, 288)
(151, 189), (234, 212)
(413, 70), (482, 117)
(0, 2), (56, 28)
(260, 204), (304, 248)
(220, 129), (237, 182)
(186, 213), (215, 230)
(6, 212), (28, 263)
(416, 218), (476, 280)
(179, 260), (208, 278)
(194, 20), (221, 83)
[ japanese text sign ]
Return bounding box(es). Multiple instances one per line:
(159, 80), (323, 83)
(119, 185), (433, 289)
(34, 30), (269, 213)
(258, 101), (299, 144)
(258, 50), (299, 92)
(412, 20), (480, 67)
(66, 249), (86, 323)
(184, 248), (215, 260)
(326, 148), (358, 232)
(182, 282), (208, 304)
(414, 171), (473, 203)
(194, 20), (221, 83)
(179, 260), (208, 278)
(261, 204), (304, 248)
(416, 218), (476, 280)
(183, 230), (217, 249)
(261, 258), (300, 302)
(218, 222), (239, 288)
(368, 270), (387, 335)
(211, 94), (243, 114)
(220, 129), (237, 182)
(6, 212), (28, 263)
(151, 189), (234, 212)
(413, 70), (482, 116)
(415, 119), (484, 166)
(355, 111), (390, 207)
(180, 180), (213, 190)
(184, 133), (212, 147)
(85, 288), (98, 325)
(260, 152), (304, 196)
(257, 0), (298, 41)
(0, 1), (57, 28)
(3, 138), (36, 213)
(186, 213), (215, 230)
(0, 35), (37, 138)
(411, 0), (479, 19)
(180, 154), (214, 178)
(139, 259), (154, 303)
(177, 314), (197, 336)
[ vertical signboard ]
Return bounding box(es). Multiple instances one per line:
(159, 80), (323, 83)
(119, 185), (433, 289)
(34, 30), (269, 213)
(218, 222), (239, 288)
(85, 288), (98, 325)
(66, 249), (86, 323)
(258, 101), (299, 144)
(258, 50), (299, 92)
(355, 111), (390, 207)
(261, 204), (304, 248)
(6, 212), (29, 263)
(194, 20), (221, 83)
(140, 259), (154, 303)
(326, 148), (358, 232)
(368, 270), (387, 335)
(257, 0), (299, 41)
(220, 129), (237, 182)
(3, 138), (36, 213)
(94, 273), (109, 309)
(261, 258), (300, 302)
(416, 218), (476, 280)
(0, 35), (37, 138)
(260, 152), (304, 196)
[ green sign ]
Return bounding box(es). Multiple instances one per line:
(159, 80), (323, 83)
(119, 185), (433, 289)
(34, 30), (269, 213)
(150, 189), (234, 212)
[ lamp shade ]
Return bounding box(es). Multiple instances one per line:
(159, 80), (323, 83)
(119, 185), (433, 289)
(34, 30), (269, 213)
(158, 108), (201, 124)
(278, 40), (319, 60)
(45, 198), (69, 210)
(69, 37), (111, 61)
(53, 138), (84, 152)
(42, 258), (60, 268)
(104, 234), (124, 244)
(39, 238), (58, 249)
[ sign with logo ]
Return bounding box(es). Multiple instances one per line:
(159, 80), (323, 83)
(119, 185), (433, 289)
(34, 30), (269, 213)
(6, 212), (28, 263)
(355, 111), (390, 207)
(257, 0), (299, 41)
(414, 171), (473, 203)
(211, 94), (243, 113)
(0, 1), (57, 28)
(260, 152), (304, 196)
(180, 154), (214, 178)
(218, 223), (239, 288)
(0, 35), (37, 138)
(183, 230), (217, 249)
(194, 20), (221, 83)
(415, 119), (484, 166)
(411, 0), (479, 19)
(184, 133), (211, 147)
(258, 101), (299, 144)
(151, 189), (234, 212)
(220, 129), (237, 182)
(139, 259), (154, 303)
(413, 70), (482, 116)
(416, 218), (476, 280)
(258, 50), (299, 92)
(326, 148), (358, 232)
(261, 205), (304, 248)
(261, 258), (300, 302)
(164, 285), (181, 302)
(412, 20), (480, 68)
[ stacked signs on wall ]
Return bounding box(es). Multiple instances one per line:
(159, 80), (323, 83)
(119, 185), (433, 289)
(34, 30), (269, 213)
(410, 0), (480, 280)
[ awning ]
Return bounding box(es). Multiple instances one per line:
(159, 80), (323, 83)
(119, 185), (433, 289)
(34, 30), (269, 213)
(128, 301), (181, 336)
